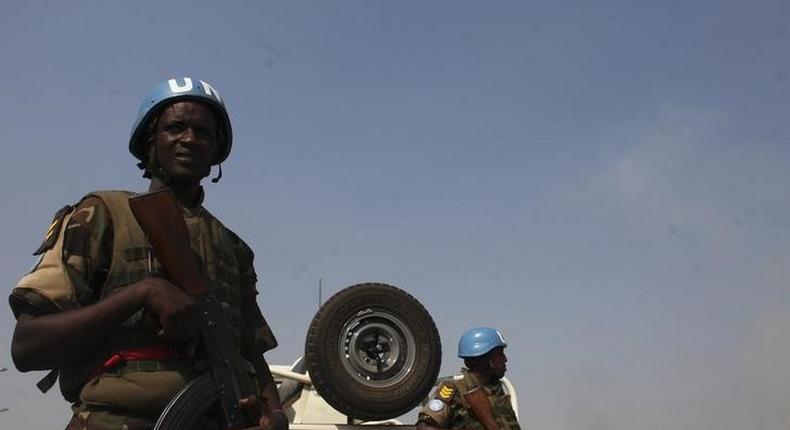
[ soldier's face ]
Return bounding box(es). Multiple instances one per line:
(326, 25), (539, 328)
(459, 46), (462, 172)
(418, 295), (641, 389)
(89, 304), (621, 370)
(487, 347), (508, 379)
(152, 101), (218, 185)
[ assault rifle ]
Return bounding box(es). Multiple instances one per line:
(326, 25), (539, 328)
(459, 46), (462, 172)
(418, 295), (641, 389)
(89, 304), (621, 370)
(129, 188), (261, 430)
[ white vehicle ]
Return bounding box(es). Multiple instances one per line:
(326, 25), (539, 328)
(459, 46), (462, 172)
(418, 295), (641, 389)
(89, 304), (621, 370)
(155, 283), (517, 429)
(271, 360), (520, 429)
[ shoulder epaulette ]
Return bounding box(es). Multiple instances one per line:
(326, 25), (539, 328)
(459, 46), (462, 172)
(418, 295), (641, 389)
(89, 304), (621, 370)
(33, 205), (73, 255)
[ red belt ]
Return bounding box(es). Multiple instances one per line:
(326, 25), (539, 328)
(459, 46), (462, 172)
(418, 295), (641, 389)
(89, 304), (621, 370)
(100, 344), (187, 371)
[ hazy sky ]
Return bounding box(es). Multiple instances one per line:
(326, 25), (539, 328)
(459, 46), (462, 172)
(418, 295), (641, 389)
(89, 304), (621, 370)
(1, 1), (789, 429)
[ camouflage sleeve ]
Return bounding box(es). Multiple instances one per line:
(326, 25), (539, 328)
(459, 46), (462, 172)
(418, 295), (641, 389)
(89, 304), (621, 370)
(235, 239), (278, 358)
(10, 197), (113, 317)
(417, 381), (456, 427)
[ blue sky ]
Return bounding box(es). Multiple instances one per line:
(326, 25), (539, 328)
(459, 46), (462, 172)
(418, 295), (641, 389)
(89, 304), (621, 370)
(1, 1), (789, 429)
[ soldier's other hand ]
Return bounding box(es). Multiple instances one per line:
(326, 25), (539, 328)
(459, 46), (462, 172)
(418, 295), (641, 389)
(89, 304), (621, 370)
(138, 277), (196, 343)
(239, 396), (288, 430)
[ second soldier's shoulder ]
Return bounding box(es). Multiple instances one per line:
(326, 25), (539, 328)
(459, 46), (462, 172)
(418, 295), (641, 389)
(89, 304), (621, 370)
(436, 370), (467, 387)
(456, 368), (480, 390)
(433, 381), (459, 404)
(430, 371), (469, 402)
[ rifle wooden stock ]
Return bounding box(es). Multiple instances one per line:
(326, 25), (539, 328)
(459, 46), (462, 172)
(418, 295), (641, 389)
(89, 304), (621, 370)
(464, 387), (499, 430)
(128, 188), (209, 296)
(129, 188), (257, 429)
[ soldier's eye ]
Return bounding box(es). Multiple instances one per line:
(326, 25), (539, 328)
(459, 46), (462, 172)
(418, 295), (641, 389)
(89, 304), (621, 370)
(165, 123), (184, 133)
(194, 126), (212, 138)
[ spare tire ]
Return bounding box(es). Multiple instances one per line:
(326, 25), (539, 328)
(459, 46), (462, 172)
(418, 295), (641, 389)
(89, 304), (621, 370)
(305, 283), (442, 420)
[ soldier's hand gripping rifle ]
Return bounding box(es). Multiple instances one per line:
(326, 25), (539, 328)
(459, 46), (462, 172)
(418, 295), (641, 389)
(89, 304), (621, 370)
(129, 188), (262, 430)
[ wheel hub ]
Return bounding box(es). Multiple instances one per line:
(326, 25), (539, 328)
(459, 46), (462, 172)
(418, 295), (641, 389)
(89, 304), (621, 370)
(339, 308), (416, 387)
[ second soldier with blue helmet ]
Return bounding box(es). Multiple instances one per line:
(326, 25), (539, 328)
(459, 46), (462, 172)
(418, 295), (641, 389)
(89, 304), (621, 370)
(417, 327), (521, 430)
(10, 78), (287, 430)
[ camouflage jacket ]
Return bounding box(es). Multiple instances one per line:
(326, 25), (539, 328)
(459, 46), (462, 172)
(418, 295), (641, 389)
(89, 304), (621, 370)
(418, 368), (521, 430)
(10, 190), (276, 417)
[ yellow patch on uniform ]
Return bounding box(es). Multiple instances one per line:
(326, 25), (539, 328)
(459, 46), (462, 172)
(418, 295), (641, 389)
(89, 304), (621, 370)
(439, 385), (455, 400)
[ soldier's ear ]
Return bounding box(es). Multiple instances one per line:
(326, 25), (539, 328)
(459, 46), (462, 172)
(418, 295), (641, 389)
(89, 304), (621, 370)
(145, 115), (160, 145)
(140, 143), (158, 179)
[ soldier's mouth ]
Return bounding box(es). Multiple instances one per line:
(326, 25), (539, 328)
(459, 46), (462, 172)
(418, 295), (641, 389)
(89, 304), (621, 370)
(174, 152), (199, 161)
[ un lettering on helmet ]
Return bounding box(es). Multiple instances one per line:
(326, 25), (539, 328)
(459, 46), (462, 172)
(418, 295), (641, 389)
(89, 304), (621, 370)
(167, 78), (223, 104)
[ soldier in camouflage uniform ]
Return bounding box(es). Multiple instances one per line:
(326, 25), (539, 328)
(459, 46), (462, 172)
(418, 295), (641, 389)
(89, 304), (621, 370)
(417, 327), (521, 430)
(9, 78), (287, 430)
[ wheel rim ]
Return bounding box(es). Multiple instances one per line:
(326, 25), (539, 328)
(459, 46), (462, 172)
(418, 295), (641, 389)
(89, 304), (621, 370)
(338, 308), (416, 387)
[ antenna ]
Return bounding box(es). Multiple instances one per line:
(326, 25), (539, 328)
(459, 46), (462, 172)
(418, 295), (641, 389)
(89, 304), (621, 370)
(318, 277), (323, 309)
(0, 367), (6, 413)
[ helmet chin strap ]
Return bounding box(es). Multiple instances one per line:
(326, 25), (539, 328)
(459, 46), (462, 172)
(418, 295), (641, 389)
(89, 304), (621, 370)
(211, 164), (222, 183)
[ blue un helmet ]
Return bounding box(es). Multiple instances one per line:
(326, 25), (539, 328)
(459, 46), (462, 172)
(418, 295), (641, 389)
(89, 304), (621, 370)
(457, 327), (507, 358)
(129, 77), (232, 164)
